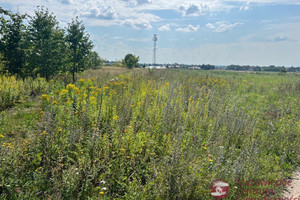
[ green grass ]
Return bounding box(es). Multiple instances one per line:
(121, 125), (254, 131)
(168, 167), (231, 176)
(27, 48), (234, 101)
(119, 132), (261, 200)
(0, 69), (299, 199)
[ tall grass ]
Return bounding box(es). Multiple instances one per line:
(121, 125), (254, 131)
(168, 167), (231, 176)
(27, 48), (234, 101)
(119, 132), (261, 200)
(0, 74), (50, 110)
(0, 69), (299, 199)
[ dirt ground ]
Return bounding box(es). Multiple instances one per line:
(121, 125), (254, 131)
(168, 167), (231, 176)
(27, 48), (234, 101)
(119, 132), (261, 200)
(282, 170), (300, 198)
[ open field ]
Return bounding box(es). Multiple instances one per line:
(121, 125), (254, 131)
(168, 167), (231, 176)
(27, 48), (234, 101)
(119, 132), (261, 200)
(0, 68), (299, 199)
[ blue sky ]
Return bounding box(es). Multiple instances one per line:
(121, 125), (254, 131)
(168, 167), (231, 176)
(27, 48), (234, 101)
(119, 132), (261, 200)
(1, 0), (300, 66)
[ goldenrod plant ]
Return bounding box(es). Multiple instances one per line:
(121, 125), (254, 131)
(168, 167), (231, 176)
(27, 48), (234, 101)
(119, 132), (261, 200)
(0, 69), (299, 199)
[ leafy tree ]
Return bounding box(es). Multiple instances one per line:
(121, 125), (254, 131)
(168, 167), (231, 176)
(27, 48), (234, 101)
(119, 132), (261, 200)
(0, 9), (27, 78)
(66, 17), (93, 82)
(86, 51), (102, 69)
(280, 67), (287, 73)
(28, 6), (65, 81)
(122, 54), (139, 69)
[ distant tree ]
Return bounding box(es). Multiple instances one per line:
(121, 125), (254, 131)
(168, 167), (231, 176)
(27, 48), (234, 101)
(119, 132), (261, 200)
(200, 64), (215, 70)
(86, 51), (102, 69)
(66, 17), (93, 82)
(263, 65), (281, 72)
(122, 54), (139, 69)
(0, 9), (27, 78)
(280, 67), (287, 73)
(28, 6), (65, 81)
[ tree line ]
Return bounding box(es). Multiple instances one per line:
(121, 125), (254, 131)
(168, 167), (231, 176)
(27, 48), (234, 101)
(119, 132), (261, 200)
(225, 65), (300, 72)
(0, 6), (102, 82)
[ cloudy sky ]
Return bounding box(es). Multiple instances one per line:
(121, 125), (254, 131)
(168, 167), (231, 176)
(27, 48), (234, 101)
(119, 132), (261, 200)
(1, 0), (300, 66)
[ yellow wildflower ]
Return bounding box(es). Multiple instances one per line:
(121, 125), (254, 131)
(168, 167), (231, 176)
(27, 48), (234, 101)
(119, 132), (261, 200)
(111, 90), (117, 95)
(208, 158), (213, 162)
(90, 96), (96, 102)
(165, 82), (169, 86)
(52, 101), (58, 105)
(203, 146), (207, 150)
(103, 86), (109, 91)
(120, 148), (126, 152)
(79, 78), (85, 83)
(66, 84), (76, 90)
(99, 191), (104, 195)
(126, 156), (130, 159)
(89, 86), (96, 90)
(40, 131), (48, 136)
(66, 99), (73, 104)
(113, 115), (119, 120)
(41, 94), (50, 101)
(75, 88), (80, 95)
(2, 142), (14, 149)
(0, 134), (4, 138)
(61, 89), (68, 95)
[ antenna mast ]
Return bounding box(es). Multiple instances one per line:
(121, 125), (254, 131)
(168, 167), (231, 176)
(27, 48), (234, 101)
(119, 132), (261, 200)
(153, 34), (157, 67)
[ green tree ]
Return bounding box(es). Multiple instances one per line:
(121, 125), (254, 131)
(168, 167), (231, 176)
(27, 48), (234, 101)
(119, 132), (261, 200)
(66, 17), (93, 82)
(86, 51), (102, 70)
(0, 9), (27, 78)
(28, 6), (65, 81)
(122, 54), (139, 69)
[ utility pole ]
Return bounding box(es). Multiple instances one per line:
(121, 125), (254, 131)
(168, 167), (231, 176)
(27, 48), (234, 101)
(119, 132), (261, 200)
(153, 34), (157, 67)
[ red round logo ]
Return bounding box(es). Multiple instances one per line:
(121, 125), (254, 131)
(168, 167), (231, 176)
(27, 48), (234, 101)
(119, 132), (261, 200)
(210, 180), (230, 198)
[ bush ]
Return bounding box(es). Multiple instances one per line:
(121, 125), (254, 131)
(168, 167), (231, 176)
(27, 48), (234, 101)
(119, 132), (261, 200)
(122, 54), (139, 69)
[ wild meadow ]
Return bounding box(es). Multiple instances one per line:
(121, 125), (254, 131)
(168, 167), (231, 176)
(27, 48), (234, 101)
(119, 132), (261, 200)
(0, 68), (299, 199)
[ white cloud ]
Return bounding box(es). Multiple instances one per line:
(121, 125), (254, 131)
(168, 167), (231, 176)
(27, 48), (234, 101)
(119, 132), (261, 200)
(122, 0), (152, 6)
(127, 38), (149, 42)
(80, 6), (117, 20)
(176, 25), (200, 32)
(268, 35), (289, 42)
(206, 21), (243, 33)
(240, 2), (251, 11)
(158, 24), (171, 31)
(178, 3), (210, 16)
(122, 18), (153, 30)
(112, 36), (124, 40)
(205, 23), (215, 29)
(136, 0), (152, 5)
(215, 22), (243, 32)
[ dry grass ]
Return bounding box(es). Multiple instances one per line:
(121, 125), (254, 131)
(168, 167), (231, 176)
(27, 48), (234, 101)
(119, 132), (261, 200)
(80, 67), (144, 79)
